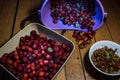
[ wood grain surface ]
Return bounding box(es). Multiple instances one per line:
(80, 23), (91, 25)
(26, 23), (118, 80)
(0, 0), (120, 80)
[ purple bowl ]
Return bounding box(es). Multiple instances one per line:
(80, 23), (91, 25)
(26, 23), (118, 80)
(38, 0), (107, 32)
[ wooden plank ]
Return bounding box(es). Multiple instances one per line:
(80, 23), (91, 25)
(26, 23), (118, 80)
(79, 0), (120, 79)
(13, 0), (66, 80)
(54, 68), (66, 80)
(13, 0), (44, 35)
(100, 0), (120, 79)
(64, 31), (85, 80)
(81, 0), (120, 79)
(80, 23), (113, 80)
(79, 38), (95, 80)
(0, 0), (18, 80)
(95, 23), (112, 41)
(101, 0), (120, 43)
(0, 0), (17, 47)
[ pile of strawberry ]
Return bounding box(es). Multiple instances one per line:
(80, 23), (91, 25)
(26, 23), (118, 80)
(0, 30), (71, 80)
(50, 0), (96, 48)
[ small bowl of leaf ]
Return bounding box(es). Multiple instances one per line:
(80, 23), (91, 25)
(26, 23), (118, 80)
(89, 40), (120, 76)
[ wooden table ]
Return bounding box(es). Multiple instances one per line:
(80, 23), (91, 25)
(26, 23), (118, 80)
(0, 0), (120, 80)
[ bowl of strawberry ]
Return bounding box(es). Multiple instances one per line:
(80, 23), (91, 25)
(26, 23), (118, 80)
(0, 23), (75, 80)
(38, 0), (107, 49)
(38, 0), (106, 31)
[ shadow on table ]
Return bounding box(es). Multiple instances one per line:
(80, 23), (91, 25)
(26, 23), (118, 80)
(84, 50), (120, 80)
(0, 66), (16, 80)
(20, 1), (44, 30)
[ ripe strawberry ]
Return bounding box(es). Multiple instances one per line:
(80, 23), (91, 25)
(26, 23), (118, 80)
(39, 71), (45, 77)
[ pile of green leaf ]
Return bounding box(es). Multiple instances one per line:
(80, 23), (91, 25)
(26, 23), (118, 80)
(92, 46), (120, 74)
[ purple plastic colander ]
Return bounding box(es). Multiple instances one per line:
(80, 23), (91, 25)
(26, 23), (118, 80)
(38, 0), (107, 32)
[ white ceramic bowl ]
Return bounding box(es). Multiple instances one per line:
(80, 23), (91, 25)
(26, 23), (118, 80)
(89, 40), (120, 76)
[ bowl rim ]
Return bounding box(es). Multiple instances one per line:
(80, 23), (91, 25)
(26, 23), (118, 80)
(0, 23), (75, 80)
(89, 40), (120, 76)
(38, 0), (106, 31)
